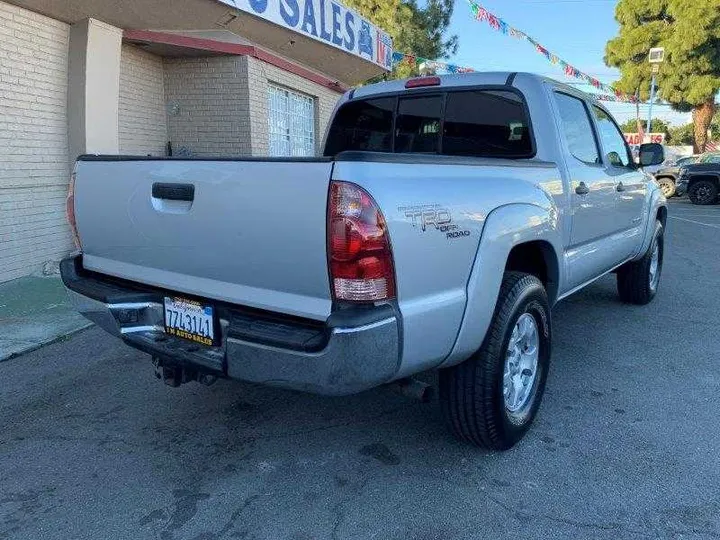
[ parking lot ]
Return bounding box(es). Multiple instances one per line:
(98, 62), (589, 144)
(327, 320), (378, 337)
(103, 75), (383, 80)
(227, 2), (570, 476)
(1, 200), (719, 540)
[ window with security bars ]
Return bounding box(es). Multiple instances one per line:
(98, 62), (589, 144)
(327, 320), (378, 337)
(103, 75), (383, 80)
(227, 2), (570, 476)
(268, 85), (316, 157)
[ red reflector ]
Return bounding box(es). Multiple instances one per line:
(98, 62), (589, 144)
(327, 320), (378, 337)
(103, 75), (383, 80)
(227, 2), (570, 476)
(328, 182), (396, 302)
(66, 169), (81, 250)
(405, 76), (441, 89)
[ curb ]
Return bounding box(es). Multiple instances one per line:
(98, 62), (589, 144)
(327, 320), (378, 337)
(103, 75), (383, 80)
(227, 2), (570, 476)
(0, 322), (95, 362)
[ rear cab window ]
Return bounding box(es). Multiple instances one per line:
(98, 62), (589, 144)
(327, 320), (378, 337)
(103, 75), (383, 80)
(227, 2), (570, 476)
(324, 88), (534, 159)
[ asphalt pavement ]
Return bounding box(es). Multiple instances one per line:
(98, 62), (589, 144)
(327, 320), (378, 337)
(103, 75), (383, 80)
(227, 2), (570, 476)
(1, 200), (719, 540)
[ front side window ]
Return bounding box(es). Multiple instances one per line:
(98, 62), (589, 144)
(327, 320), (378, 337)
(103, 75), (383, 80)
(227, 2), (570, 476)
(324, 89), (534, 158)
(268, 85), (315, 157)
(676, 156), (696, 166)
(701, 153), (720, 163)
(592, 105), (633, 168)
(554, 93), (600, 165)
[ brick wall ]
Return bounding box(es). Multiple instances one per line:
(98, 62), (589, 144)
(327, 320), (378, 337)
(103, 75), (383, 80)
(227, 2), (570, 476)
(0, 1), (71, 283)
(164, 56), (252, 157)
(119, 44), (168, 156)
(246, 55), (341, 156)
(163, 54), (342, 158)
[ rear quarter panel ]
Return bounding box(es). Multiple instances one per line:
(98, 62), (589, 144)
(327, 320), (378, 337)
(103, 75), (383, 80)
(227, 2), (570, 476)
(332, 158), (564, 377)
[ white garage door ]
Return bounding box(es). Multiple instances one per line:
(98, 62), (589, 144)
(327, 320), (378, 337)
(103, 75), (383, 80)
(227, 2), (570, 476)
(0, 2), (71, 283)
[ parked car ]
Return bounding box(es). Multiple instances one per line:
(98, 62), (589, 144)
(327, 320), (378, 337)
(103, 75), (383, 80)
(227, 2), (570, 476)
(654, 155), (700, 198)
(678, 152), (720, 204)
(61, 73), (666, 450)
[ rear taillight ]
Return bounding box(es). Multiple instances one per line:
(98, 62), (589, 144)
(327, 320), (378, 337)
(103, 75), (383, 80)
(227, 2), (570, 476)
(66, 169), (81, 250)
(328, 181), (396, 302)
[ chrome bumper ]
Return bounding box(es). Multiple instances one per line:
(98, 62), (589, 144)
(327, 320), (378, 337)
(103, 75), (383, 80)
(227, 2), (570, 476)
(62, 257), (401, 395)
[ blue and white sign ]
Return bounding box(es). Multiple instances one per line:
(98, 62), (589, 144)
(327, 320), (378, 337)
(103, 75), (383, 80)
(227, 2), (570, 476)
(222, 0), (393, 70)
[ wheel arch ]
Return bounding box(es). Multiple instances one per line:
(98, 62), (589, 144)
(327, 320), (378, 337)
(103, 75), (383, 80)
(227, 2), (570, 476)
(656, 205), (667, 228)
(634, 188), (666, 261)
(688, 174), (720, 188)
(439, 202), (563, 369)
(505, 240), (560, 307)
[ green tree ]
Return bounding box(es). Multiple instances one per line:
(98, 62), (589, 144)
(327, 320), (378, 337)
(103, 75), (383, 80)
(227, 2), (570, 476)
(605, 0), (720, 152)
(619, 118), (671, 135)
(712, 116), (720, 140)
(344, 0), (458, 80)
(668, 123), (695, 146)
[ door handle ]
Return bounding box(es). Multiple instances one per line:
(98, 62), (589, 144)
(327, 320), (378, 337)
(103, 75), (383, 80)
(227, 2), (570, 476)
(575, 182), (589, 195)
(616, 182), (626, 192)
(152, 182), (195, 201)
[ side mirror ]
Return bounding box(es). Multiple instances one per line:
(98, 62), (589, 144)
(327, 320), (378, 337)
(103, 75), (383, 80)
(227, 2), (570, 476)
(639, 143), (664, 167)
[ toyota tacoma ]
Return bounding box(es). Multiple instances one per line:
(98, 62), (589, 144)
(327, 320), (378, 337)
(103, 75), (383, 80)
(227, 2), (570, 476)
(62, 73), (667, 450)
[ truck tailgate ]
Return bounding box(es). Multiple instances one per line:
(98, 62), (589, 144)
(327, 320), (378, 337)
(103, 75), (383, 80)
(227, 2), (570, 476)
(74, 158), (334, 320)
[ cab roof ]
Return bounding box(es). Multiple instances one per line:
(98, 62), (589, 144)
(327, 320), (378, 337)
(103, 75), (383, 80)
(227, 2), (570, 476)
(351, 71), (593, 103)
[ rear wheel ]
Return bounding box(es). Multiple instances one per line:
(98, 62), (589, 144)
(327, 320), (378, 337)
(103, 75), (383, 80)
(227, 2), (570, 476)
(656, 177), (676, 198)
(688, 180), (718, 205)
(439, 272), (551, 450)
(617, 221), (663, 305)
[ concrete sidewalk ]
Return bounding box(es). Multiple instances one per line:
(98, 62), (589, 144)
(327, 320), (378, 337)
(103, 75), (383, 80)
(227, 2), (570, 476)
(0, 275), (91, 361)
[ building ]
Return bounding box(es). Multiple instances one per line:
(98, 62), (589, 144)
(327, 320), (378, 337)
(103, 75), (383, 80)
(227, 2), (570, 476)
(0, 0), (392, 283)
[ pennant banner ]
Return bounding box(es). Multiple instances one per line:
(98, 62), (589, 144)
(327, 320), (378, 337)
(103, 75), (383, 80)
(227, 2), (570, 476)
(466, 0), (638, 103)
(389, 50), (638, 103)
(391, 51), (476, 75)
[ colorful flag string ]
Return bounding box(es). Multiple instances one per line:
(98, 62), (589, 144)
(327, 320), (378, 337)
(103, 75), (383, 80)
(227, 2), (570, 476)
(391, 51), (476, 74)
(465, 0), (638, 103)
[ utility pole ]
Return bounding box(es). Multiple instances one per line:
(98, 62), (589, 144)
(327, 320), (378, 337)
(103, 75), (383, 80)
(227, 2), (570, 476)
(647, 47), (665, 138)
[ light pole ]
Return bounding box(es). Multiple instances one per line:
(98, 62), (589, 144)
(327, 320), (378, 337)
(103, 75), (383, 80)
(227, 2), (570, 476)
(647, 47), (665, 138)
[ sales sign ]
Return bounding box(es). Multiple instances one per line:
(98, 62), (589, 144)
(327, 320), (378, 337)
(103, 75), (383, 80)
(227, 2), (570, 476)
(624, 133), (665, 145)
(221, 0), (393, 70)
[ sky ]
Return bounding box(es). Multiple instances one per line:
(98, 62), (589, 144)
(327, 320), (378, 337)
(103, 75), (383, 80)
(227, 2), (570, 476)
(444, 0), (692, 127)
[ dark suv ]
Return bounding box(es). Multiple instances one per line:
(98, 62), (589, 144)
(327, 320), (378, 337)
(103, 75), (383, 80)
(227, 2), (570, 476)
(677, 152), (720, 205)
(654, 155), (698, 198)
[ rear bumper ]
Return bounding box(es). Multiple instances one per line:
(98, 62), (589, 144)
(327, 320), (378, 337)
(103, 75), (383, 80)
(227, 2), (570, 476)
(60, 256), (401, 395)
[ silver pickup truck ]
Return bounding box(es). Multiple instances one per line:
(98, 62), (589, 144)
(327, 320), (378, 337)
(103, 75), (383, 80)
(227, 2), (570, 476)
(61, 72), (666, 450)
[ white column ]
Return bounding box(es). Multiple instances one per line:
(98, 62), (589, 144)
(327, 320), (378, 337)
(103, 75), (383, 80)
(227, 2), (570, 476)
(68, 18), (122, 161)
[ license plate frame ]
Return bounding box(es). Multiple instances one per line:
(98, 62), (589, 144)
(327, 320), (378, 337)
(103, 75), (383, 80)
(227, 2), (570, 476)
(163, 296), (216, 346)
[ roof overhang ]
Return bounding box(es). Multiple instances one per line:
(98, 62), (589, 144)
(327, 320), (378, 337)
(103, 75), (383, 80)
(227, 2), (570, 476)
(124, 30), (348, 93)
(4, 0), (393, 85)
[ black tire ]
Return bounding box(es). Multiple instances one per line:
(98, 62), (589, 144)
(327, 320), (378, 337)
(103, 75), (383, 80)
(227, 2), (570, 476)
(687, 180), (718, 205)
(439, 272), (551, 451)
(617, 221), (663, 305)
(656, 176), (676, 198)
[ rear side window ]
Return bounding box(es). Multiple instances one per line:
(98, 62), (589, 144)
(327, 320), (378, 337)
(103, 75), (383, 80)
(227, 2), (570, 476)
(324, 88), (534, 158)
(443, 90), (531, 157)
(324, 97), (394, 155)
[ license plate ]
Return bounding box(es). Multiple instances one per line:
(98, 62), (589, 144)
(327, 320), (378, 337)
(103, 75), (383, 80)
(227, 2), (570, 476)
(163, 297), (215, 346)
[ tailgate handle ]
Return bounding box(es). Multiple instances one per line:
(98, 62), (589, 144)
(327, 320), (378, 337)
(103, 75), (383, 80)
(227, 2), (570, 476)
(152, 183), (195, 202)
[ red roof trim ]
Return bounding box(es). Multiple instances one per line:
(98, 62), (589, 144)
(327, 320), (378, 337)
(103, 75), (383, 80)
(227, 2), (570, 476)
(123, 30), (347, 94)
